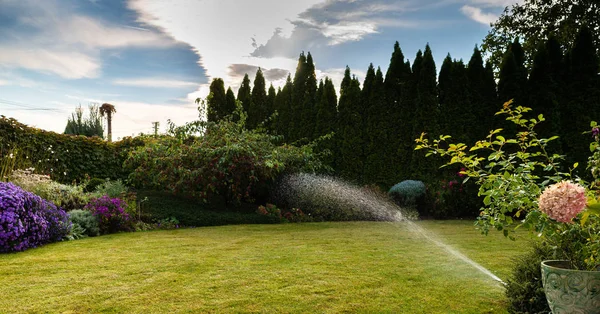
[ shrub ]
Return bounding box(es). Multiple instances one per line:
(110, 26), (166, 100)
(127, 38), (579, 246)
(94, 179), (127, 198)
(126, 115), (326, 207)
(388, 180), (426, 208)
(84, 195), (131, 234)
(137, 191), (278, 226)
(256, 203), (306, 223)
(10, 169), (91, 212)
(0, 182), (70, 252)
(505, 241), (553, 314)
(68, 209), (100, 237)
(84, 178), (105, 193)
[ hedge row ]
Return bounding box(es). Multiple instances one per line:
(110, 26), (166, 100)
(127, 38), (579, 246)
(0, 116), (145, 183)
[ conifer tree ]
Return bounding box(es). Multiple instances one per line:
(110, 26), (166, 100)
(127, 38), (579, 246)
(300, 52), (318, 140)
(248, 68), (267, 129)
(274, 75), (293, 138)
(225, 87), (237, 120)
(527, 41), (560, 141)
(266, 84), (276, 131)
(337, 67), (364, 182)
(237, 74), (252, 114)
(364, 67), (390, 186)
(206, 78), (227, 123)
(314, 77), (338, 169)
(290, 52), (308, 141)
(410, 44), (440, 180)
(467, 47), (497, 139)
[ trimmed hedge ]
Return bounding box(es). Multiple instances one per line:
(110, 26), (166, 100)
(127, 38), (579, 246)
(0, 116), (146, 183)
(138, 191), (279, 226)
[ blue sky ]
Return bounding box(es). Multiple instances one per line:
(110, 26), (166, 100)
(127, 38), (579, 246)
(0, 0), (518, 139)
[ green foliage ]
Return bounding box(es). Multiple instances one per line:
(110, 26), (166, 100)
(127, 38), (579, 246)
(482, 0), (600, 71)
(126, 107), (327, 206)
(237, 74), (252, 113)
(95, 179), (128, 198)
(388, 180), (426, 208)
(67, 223), (87, 240)
(337, 67), (365, 182)
(84, 178), (106, 193)
(505, 241), (553, 314)
(274, 75), (293, 139)
(0, 116), (144, 183)
(64, 104), (104, 138)
(10, 169), (91, 211)
(248, 68), (268, 129)
(207, 78), (229, 123)
(137, 191), (278, 226)
(68, 209), (100, 237)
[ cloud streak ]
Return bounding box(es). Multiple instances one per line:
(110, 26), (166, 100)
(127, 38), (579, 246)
(112, 78), (199, 88)
(460, 5), (499, 25)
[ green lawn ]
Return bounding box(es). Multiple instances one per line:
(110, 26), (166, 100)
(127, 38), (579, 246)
(0, 221), (532, 313)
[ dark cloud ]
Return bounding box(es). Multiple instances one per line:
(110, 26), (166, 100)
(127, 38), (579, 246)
(250, 24), (329, 59)
(228, 64), (289, 82)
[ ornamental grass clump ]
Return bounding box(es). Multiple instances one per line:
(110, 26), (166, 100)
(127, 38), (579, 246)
(0, 182), (70, 252)
(415, 101), (600, 271)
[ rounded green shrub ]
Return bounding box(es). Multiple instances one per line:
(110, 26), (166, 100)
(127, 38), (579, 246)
(68, 209), (100, 237)
(388, 180), (426, 208)
(505, 241), (552, 314)
(85, 178), (105, 193)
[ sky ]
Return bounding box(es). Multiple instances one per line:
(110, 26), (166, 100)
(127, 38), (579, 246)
(0, 0), (520, 140)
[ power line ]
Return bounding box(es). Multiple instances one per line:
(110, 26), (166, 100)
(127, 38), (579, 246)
(0, 98), (62, 112)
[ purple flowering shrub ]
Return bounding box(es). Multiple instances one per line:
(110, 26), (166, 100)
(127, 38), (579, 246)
(0, 182), (70, 253)
(84, 195), (131, 234)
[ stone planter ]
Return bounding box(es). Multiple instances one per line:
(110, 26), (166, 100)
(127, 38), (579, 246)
(541, 260), (600, 314)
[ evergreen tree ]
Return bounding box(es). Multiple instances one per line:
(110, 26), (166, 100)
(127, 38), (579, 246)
(237, 74), (252, 114)
(64, 104), (104, 138)
(498, 42), (527, 105)
(562, 27), (600, 173)
(439, 56), (473, 144)
(290, 52), (308, 141)
(274, 75), (293, 138)
(248, 68), (267, 129)
(410, 44), (440, 181)
(337, 67), (364, 181)
(206, 78), (227, 123)
(300, 52), (318, 140)
(314, 77), (338, 169)
(467, 47), (497, 139)
(266, 84), (276, 131)
(364, 67), (389, 186)
(225, 87), (237, 120)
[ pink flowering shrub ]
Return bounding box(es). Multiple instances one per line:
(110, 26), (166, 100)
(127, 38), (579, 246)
(538, 181), (587, 223)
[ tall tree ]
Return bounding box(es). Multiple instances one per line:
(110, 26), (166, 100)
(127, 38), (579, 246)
(482, 0), (600, 71)
(206, 78), (227, 123)
(337, 67), (364, 182)
(64, 104), (104, 138)
(248, 68), (267, 129)
(225, 87), (237, 120)
(99, 103), (116, 142)
(300, 52), (318, 140)
(274, 75), (293, 138)
(237, 74), (252, 114)
(364, 67), (390, 186)
(290, 52), (308, 141)
(266, 84), (276, 131)
(410, 44), (440, 180)
(314, 77), (338, 169)
(467, 47), (497, 139)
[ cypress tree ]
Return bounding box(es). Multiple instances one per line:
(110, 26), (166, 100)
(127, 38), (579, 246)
(439, 56), (473, 144)
(225, 87), (237, 119)
(562, 27), (600, 173)
(410, 44), (440, 181)
(528, 41), (560, 141)
(300, 52), (318, 140)
(290, 52), (308, 142)
(274, 75), (293, 138)
(364, 67), (389, 186)
(206, 78), (228, 123)
(483, 61), (498, 116)
(237, 74), (252, 114)
(266, 84), (276, 131)
(438, 55), (453, 135)
(248, 68), (267, 129)
(467, 47), (497, 139)
(314, 77), (338, 169)
(337, 67), (364, 182)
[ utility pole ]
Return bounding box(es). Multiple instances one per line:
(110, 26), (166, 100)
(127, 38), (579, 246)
(152, 121), (160, 137)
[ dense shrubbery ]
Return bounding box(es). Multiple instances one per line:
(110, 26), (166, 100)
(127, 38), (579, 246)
(84, 195), (131, 234)
(505, 241), (553, 314)
(137, 191), (279, 226)
(126, 112), (326, 207)
(0, 182), (70, 252)
(68, 209), (100, 237)
(0, 116), (147, 183)
(388, 180), (426, 208)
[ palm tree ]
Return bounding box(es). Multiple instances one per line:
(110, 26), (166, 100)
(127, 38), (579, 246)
(99, 103), (116, 142)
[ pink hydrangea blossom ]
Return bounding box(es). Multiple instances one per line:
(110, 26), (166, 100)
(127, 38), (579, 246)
(538, 181), (587, 223)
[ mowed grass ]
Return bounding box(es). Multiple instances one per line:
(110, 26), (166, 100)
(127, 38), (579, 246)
(0, 221), (532, 313)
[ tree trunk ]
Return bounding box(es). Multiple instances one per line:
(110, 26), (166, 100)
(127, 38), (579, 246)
(107, 112), (112, 142)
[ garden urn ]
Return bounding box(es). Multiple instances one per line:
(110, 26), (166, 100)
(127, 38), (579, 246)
(541, 260), (600, 314)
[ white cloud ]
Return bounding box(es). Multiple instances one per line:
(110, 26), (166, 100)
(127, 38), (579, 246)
(460, 5), (498, 25)
(112, 78), (199, 88)
(468, 0), (522, 8)
(321, 21), (379, 45)
(0, 1), (174, 79)
(0, 48), (101, 79)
